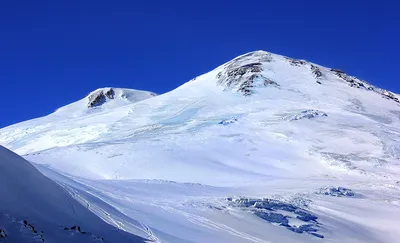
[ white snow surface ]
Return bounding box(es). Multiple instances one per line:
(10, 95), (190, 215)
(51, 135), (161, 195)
(1, 50), (400, 243)
(0, 146), (146, 243)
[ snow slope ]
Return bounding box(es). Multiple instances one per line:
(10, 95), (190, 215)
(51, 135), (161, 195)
(1, 50), (400, 243)
(0, 146), (146, 243)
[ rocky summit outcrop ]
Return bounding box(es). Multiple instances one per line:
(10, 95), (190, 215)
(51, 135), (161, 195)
(285, 57), (306, 67)
(216, 51), (399, 105)
(330, 69), (399, 103)
(216, 51), (279, 96)
(87, 88), (115, 108)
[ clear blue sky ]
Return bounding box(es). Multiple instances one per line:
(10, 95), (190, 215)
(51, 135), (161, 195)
(1, 0), (399, 128)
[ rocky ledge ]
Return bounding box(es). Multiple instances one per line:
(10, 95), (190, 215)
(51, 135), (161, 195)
(216, 51), (279, 96)
(87, 88), (115, 108)
(330, 69), (399, 104)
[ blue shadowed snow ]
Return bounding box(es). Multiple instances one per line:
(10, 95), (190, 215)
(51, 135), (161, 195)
(218, 118), (238, 125)
(230, 198), (323, 238)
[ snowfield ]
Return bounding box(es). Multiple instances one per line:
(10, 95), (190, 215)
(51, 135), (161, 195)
(0, 146), (146, 243)
(1, 51), (400, 242)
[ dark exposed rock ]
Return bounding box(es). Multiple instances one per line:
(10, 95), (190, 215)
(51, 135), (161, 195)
(286, 224), (323, 238)
(381, 90), (400, 103)
(0, 229), (7, 238)
(219, 118), (238, 125)
(295, 210), (318, 222)
(318, 187), (356, 197)
(255, 211), (289, 225)
(63, 225), (104, 241)
(253, 199), (297, 212)
(332, 69), (357, 84)
(310, 233), (325, 238)
(287, 110), (328, 121)
(104, 88), (115, 99)
(218, 61), (279, 96)
(330, 68), (399, 103)
(232, 51), (273, 64)
(331, 68), (345, 73)
(238, 74), (279, 96)
(311, 64), (323, 79)
(87, 88), (115, 108)
(229, 197), (323, 238)
(217, 51), (278, 96)
(285, 57), (306, 66)
(22, 220), (45, 241)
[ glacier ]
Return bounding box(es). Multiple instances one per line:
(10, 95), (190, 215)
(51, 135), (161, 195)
(0, 50), (400, 243)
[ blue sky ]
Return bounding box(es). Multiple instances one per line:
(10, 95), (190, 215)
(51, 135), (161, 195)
(1, 0), (399, 128)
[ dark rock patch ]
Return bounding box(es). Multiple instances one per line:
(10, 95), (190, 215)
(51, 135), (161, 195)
(0, 228), (7, 238)
(255, 211), (289, 225)
(229, 197), (323, 238)
(287, 110), (328, 121)
(285, 57), (306, 66)
(311, 64), (323, 79)
(295, 210), (318, 222)
(22, 219), (45, 241)
(63, 225), (105, 241)
(217, 51), (278, 96)
(219, 118), (238, 125)
(331, 69), (399, 104)
(217, 61), (279, 96)
(330, 68), (345, 73)
(232, 51), (273, 64)
(318, 187), (356, 197)
(87, 88), (115, 108)
(238, 74), (279, 96)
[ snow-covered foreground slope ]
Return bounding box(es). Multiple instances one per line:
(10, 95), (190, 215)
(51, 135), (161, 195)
(0, 146), (146, 243)
(1, 51), (400, 242)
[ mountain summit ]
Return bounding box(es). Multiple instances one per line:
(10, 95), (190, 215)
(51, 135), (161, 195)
(1, 51), (400, 243)
(54, 87), (157, 117)
(207, 50), (399, 105)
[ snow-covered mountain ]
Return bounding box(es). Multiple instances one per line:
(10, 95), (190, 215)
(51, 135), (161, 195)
(1, 50), (400, 243)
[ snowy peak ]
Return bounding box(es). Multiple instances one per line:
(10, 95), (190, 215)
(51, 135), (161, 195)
(85, 87), (157, 108)
(87, 87), (116, 108)
(216, 51), (278, 96)
(214, 50), (399, 104)
(54, 87), (157, 117)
